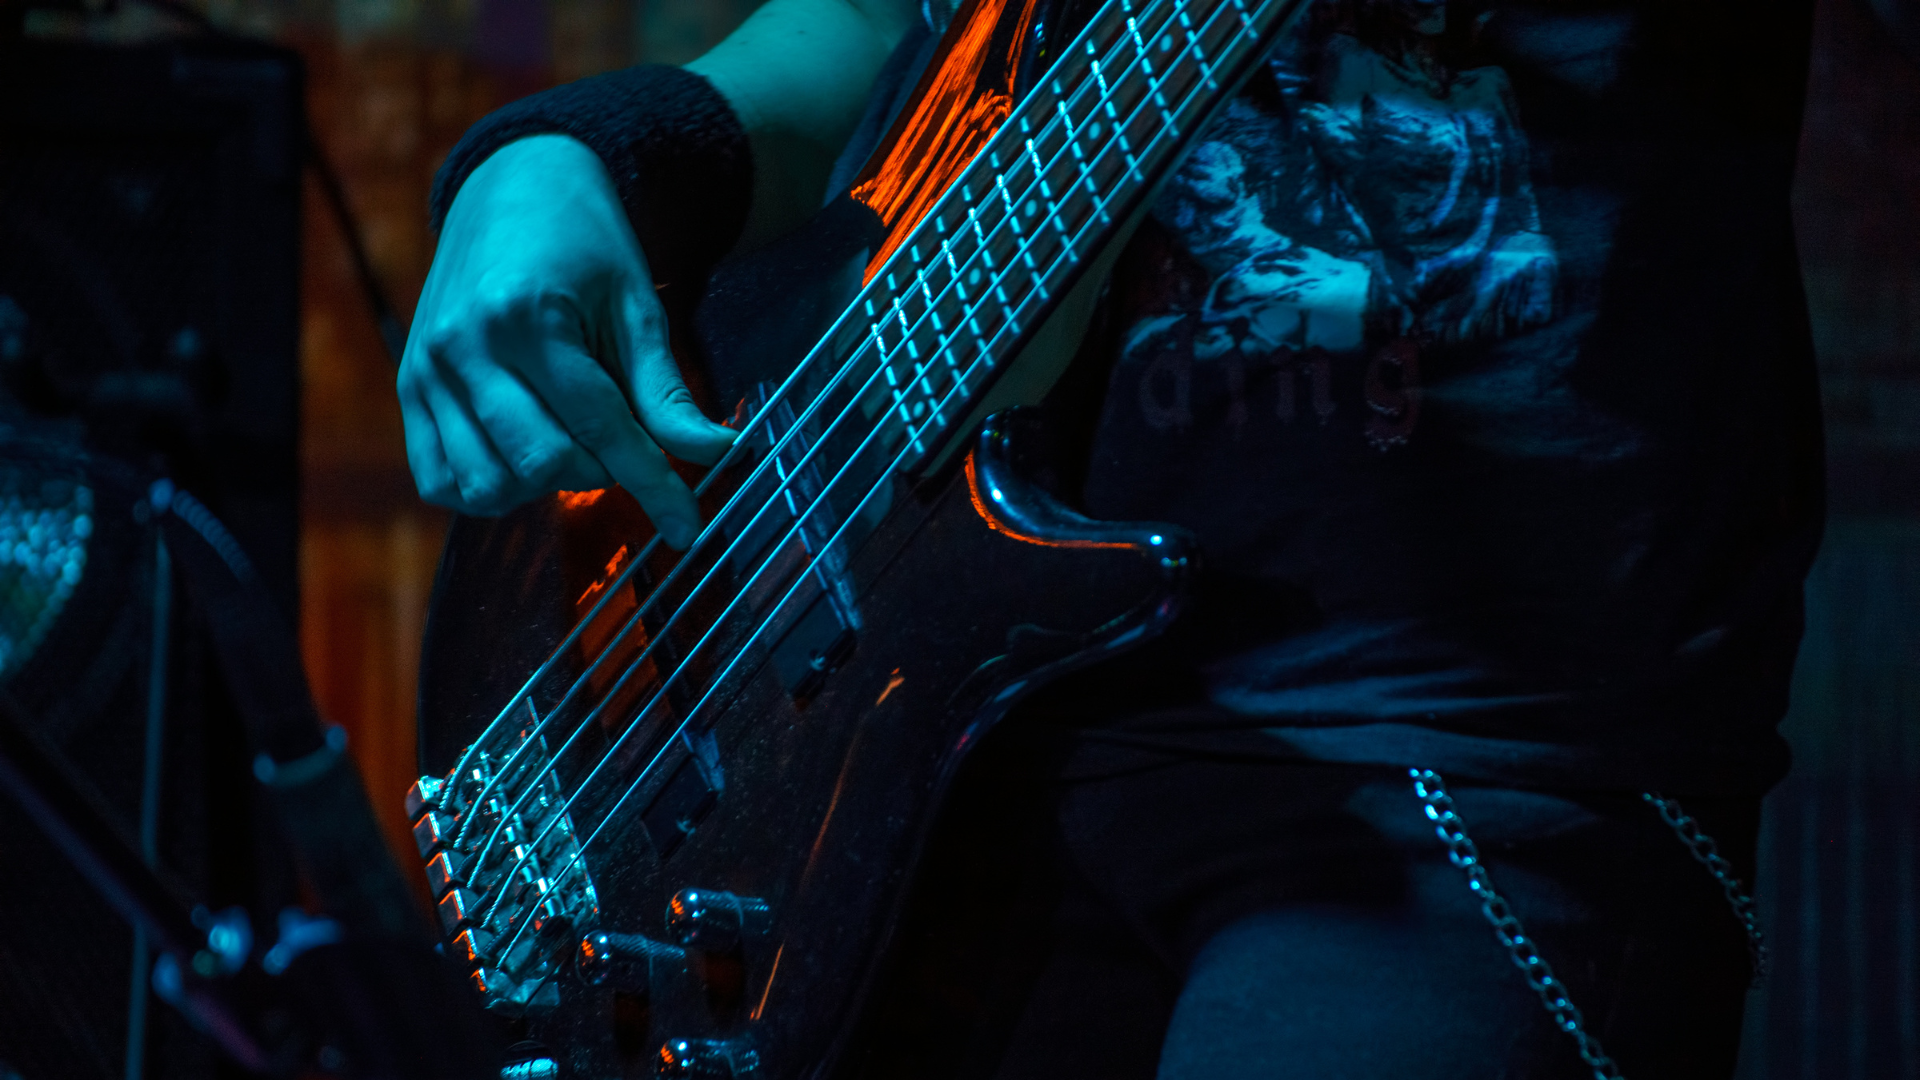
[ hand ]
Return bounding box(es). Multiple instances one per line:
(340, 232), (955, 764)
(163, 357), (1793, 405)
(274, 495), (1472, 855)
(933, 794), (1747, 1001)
(398, 134), (736, 548)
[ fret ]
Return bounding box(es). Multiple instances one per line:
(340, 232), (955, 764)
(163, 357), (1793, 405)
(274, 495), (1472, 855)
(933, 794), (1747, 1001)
(968, 205), (995, 269)
(1127, 16), (1181, 136)
(994, 174), (1047, 284)
(993, 175), (1021, 231)
(1086, 51), (1146, 183)
(1057, 99), (1113, 226)
(1126, 18), (1154, 77)
(913, 356), (945, 430)
(921, 274), (945, 333)
(1173, 0), (1217, 90)
(942, 238), (968, 300)
(1025, 139), (1079, 260)
(880, 363), (924, 454)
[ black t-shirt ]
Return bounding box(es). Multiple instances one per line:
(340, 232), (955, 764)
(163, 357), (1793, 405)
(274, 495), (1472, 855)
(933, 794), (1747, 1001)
(1060, 0), (1822, 796)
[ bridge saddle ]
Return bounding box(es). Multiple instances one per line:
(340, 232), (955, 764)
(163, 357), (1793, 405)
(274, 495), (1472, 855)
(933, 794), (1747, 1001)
(406, 699), (601, 1016)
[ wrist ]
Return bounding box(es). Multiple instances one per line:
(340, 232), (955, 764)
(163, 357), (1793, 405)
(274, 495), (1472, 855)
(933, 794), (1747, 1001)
(429, 65), (753, 303)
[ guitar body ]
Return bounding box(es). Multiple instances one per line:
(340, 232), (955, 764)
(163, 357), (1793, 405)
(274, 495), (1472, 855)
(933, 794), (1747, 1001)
(418, 407), (1192, 1078)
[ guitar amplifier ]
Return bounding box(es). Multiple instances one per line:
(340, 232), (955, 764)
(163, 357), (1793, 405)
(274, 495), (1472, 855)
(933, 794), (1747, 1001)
(0, 34), (303, 1080)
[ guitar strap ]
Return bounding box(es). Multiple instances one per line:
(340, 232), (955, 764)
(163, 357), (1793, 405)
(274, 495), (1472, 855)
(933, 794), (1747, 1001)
(151, 480), (428, 945)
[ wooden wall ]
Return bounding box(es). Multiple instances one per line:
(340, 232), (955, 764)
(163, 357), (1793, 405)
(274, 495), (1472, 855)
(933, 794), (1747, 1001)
(285, 0), (766, 884)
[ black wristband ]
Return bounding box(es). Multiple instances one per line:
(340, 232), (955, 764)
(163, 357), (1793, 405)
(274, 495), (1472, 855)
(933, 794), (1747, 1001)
(429, 64), (753, 301)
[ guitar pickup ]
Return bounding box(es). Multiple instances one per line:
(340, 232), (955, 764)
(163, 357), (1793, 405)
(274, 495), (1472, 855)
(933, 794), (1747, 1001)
(727, 381), (865, 704)
(640, 730), (725, 861)
(725, 383), (834, 578)
(770, 589), (857, 704)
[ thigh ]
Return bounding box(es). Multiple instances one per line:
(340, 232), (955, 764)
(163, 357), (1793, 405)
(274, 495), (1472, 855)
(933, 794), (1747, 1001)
(855, 740), (1756, 1080)
(1158, 902), (1572, 1080)
(1150, 778), (1758, 1080)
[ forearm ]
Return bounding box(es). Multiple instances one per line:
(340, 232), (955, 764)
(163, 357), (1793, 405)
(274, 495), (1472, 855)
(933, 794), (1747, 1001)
(428, 0), (917, 289)
(687, 0), (918, 248)
(405, 0), (922, 529)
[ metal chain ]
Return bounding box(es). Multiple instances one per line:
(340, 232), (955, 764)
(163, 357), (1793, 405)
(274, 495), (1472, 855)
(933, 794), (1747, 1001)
(1641, 792), (1768, 983)
(1410, 769), (1627, 1080)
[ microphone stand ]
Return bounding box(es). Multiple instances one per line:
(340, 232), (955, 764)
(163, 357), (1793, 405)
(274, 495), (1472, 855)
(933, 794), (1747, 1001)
(0, 690), (271, 1072)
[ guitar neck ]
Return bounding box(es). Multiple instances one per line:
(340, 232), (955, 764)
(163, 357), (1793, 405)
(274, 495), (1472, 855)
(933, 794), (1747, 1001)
(788, 0), (1304, 477)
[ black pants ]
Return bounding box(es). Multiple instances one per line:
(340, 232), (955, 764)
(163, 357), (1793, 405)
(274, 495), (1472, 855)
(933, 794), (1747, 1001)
(845, 725), (1760, 1080)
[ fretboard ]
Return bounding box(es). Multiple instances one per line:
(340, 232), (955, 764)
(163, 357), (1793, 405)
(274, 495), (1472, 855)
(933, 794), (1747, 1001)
(765, 0), (1307, 484)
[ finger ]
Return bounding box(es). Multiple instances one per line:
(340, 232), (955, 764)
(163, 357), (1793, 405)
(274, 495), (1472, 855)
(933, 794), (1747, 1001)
(399, 372), (461, 508)
(615, 290), (737, 466)
(518, 336), (706, 548)
(422, 375), (520, 515)
(447, 338), (615, 495)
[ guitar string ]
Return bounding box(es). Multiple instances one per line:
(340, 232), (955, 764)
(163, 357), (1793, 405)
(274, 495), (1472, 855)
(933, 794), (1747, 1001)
(473, 0), (1261, 945)
(449, 0), (1202, 863)
(479, 0), (1286, 963)
(439, 0), (1178, 837)
(466, 0), (1218, 915)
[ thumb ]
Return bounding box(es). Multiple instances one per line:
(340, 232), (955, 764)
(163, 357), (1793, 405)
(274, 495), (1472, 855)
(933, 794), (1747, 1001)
(617, 289), (737, 466)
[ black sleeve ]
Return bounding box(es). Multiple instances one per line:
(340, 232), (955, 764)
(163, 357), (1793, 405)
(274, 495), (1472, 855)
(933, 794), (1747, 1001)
(428, 64), (754, 300)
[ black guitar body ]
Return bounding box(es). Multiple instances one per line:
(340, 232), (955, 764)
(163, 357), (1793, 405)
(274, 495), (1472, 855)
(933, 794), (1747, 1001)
(418, 409), (1190, 1079)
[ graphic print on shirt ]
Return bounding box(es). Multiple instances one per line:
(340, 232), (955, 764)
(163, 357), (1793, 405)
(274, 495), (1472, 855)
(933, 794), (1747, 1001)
(1121, 0), (1559, 449)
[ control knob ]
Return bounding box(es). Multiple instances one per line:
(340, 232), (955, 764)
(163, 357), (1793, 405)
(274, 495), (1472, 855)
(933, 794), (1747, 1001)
(656, 1037), (759, 1078)
(576, 930), (684, 997)
(665, 889), (770, 953)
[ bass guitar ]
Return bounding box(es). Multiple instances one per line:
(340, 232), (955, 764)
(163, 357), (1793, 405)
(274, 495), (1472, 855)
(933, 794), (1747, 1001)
(409, 0), (1303, 1073)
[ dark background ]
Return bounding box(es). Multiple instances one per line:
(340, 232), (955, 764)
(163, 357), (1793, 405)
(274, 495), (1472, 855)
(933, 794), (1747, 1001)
(1740, 1), (1920, 1076)
(2, 0), (1915, 1075)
